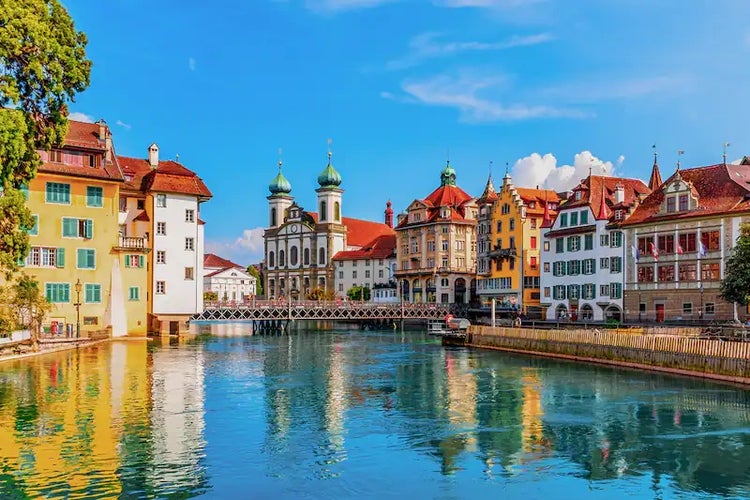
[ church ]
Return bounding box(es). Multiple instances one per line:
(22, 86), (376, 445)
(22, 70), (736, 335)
(263, 151), (394, 300)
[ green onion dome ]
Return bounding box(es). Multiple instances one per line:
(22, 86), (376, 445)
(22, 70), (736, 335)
(269, 162), (292, 194)
(440, 160), (456, 187)
(317, 152), (342, 188)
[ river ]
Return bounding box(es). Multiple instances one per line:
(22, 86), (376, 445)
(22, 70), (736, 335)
(0, 323), (749, 499)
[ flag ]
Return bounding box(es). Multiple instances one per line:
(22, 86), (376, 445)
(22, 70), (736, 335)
(698, 240), (707, 258)
(676, 243), (684, 255)
(649, 241), (659, 259)
(631, 245), (640, 262)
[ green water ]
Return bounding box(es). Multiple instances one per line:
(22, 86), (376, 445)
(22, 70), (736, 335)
(0, 324), (749, 498)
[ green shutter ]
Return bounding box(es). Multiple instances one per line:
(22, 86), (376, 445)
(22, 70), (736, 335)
(85, 220), (93, 239)
(29, 215), (38, 236)
(62, 218), (74, 237)
(138, 255), (144, 268)
(124, 255), (130, 268)
(77, 249), (85, 268)
(56, 248), (65, 268)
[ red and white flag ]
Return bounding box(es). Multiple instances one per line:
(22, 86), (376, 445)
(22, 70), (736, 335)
(676, 243), (684, 255)
(649, 242), (659, 259)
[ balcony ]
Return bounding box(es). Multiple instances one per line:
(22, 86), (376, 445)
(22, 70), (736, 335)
(114, 236), (150, 252)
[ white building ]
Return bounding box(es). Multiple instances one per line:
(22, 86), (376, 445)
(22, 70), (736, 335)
(203, 260), (257, 303)
(119, 144), (211, 334)
(540, 175), (649, 322)
(332, 234), (397, 301)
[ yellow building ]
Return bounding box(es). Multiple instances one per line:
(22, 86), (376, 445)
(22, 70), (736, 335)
(476, 171), (560, 319)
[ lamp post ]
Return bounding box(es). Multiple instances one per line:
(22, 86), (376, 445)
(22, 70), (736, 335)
(699, 283), (704, 323)
(74, 278), (82, 338)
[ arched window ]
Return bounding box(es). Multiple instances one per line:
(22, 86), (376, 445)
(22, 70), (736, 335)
(268, 251), (275, 267)
(303, 248), (310, 265)
(318, 247), (326, 266)
(290, 246), (298, 266)
(334, 201), (340, 221)
(270, 207), (277, 226)
(320, 201), (327, 221)
(280, 278), (286, 294)
(269, 279), (275, 297)
(279, 250), (286, 266)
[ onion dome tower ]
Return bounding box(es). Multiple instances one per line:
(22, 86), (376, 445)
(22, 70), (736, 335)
(267, 159), (293, 228)
(316, 148), (343, 224)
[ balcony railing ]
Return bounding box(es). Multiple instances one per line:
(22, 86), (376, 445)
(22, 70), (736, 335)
(116, 236), (149, 250)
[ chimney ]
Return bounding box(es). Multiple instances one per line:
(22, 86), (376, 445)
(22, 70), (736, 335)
(384, 200), (394, 228)
(148, 143), (159, 168)
(97, 119), (112, 163)
(614, 182), (625, 204)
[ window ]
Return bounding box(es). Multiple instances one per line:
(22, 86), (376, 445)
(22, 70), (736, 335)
(62, 218), (93, 238)
(46, 182), (71, 204)
(455, 240), (465, 251)
(583, 258), (595, 274)
(338, 271), (343, 279)
(600, 234), (609, 247)
(334, 201), (340, 221)
(567, 236), (581, 252)
(185, 267), (194, 280)
(638, 265), (654, 282)
(553, 285), (566, 300)
(575, 190), (582, 200)
(156, 281), (166, 294)
(378, 269), (384, 278)
(279, 250), (286, 266)
(509, 218), (515, 230)
(583, 283), (595, 300)
(678, 263), (696, 281)
(682, 302), (693, 314)
(523, 277), (540, 288)
(352, 270), (358, 280)
(544, 262), (550, 273)
(86, 186), (103, 207)
(530, 218), (537, 229)
(580, 210), (589, 224)
(701, 262), (720, 281)
(530, 236), (537, 249)
(137, 199), (145, 210)
(496, 221), (502, 232)
(119, 196), (127, 212)
(610, 231), (622, 247)
(600, 284), (610, 296)
(185, 238), (194, 251)
(45, 283), (70, 303)
(530, 256), (537, 268)
(556, 238), (564, 253)
(156, 194), (167, 208)
(600, 257), (609, 269)
(658, 234), (674, 254)
(304, 248), (310, 265)
(553, 261), (566, 276)
(658, 264), (674, 282)
(679, 194), (689, 211)
(442, 239), (449, 251)
(560, 213), (568, 227)
(320, 200), (327, 221)
(270, 207), (277, 226)
(701, 230), (720, 252)
(290, 246), (298, 266)
(666, 196), (676, 212)
(567, 260), (581, 275)
(85, 284), (102, 303)
(319, 247), (326, 265)
(129, 286), (140, 301)
(705, 303), (715, 315)
(76, 249), (96, 269)
(26, 247), (62, 268)
(509, 237), (516, 249)
(185, 209), (195, 222)
(544, 287), (550, 297)
(338, 283), (344, 292)
(156, 222), (166, 235)
(27, 215), (39, 236)
(156, 250), (166, 264)
(610, 282), (622, 299)
(584, 234), (593, 250)
(544, 241), (550, 252)
(570, 212), (578, 226)
(125, 254), (144, 268)
(610, 256), (622, 273)
(365, 270), (371, 278)
(49, 149), (63, 163)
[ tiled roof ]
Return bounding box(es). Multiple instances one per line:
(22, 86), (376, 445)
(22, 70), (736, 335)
(396, 182), (476, 229)
(516, 187), (561, 216)
(204, 253), (243, 269)
(477, 176), (498, 204)
(117, 155), (212, 198)
(333, 234), (396, 261)
(37, 120), (124, 182)
(561, 175), (650, 221)
(622, 163), (750, 226)
(294, 212), (394, 248)
(205, 266), (253, 278)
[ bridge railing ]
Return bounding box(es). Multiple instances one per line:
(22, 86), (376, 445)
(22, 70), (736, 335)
(204, 300), (453, 311)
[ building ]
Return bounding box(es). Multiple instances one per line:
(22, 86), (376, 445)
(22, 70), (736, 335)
(202, 253), (257, 302)
(540, 174), (650, 322)
(394, 162), (478, 304)
(117, 144), (212, 335)
(332, 233), (397, 301)
(263, 153), (394, 300)
(475, 170), (560, 318)
(621, 157), (750, 323)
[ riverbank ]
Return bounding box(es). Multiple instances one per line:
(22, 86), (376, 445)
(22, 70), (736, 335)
(0, 336), (149, 364)
(459, 325), (750, 386)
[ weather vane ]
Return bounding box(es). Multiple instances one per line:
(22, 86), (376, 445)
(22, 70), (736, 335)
(677, 149), (685, 170)
(278, 147), (283, 169)
(723, 142), (731, 165)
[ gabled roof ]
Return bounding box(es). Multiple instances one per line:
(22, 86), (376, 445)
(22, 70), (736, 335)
(37, 119), (124, 182)
(117, 155), (212, 198)
(205, 266), (255, 278)
(622, 163), (750, 226)
(204, 253), (243, 270)
(396, 184), (476, 229)
(561, 175), (650, 222)
(516, 187), (561, 216)
(333, 234), (396, 261)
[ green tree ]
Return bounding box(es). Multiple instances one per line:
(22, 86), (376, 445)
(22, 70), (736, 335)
(10, 274), (51, 346)
(246, 265), (263, 296)
(0, 1), (92, 275)
(720, 223), (750, 308)
(203, 291), (218, 302)
(347, 286), (371, 301)
(306, 287), (337, 301)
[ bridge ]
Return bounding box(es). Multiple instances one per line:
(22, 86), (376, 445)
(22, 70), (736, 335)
(192, 300), (454, 324)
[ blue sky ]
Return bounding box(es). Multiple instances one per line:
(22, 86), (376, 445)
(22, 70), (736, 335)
(65, 0), (750, 265)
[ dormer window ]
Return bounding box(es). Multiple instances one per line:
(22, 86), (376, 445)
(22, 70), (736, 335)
(529, 201), (536, 208)
(666, 197), (676, 213)
(679, 194), (688, 211)
(615, 210), (624, 220)
(441, 207), (450, 218)
(575, 190), (582, 201)
(49, 149), (63, 163)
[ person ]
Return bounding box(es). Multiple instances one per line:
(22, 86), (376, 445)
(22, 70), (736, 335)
(444, 313), (454, 327)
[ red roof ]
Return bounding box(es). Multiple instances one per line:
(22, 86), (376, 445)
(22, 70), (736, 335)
(396, 182), (476, 229)
(204, 253), (243, 269)
(205, 266), (253, 278)
(118, 155), (212, 198)
(622, 163), (750, 226)
(37, 120), (124, 182)
(333, 234), (396, 261)
(561, 175), (650, 222)
(133, 210), (150, 222)
(306, 212), (395, 247)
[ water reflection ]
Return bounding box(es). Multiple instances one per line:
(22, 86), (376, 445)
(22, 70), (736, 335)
(0, 327), (749, 498)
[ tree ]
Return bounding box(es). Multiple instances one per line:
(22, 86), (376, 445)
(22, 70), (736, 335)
(0, 1), (92, 275)
(10, 274), (51, 346)
(203, 291), (218, 302)
(720, 223), (750, 308)
(307, 287), (337, 301)
(347, 286), (371, 302)
(246, 265), (263, 296)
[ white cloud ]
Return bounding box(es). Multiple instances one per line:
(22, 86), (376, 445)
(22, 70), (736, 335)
(68, 112), (94, 123)
(511, 150), (618, 192)
(617, 155), (625, 166)
(188, 57), (196, 71)
(206, 227), (266, 265)
(395, 71), (590, 123)
(115, 120), (131, 130)
(386, 32), (553, 70)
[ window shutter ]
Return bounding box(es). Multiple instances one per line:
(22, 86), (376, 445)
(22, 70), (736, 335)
(56, 248), (65, 268)
(17, 257), (25, 267)
(85, 220), (93, 239)
(77, 249), (85, 268)
(138, 255), (144, 268)
(88, 250), (95, 268)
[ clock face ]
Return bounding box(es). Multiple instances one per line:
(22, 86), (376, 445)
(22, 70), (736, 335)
(290, 224), (298, 233)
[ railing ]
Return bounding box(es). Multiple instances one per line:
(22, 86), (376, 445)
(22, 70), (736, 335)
(117, 236), (149, 249)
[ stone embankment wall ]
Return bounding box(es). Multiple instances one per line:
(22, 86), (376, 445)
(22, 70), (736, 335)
(466, 326), (750, 385)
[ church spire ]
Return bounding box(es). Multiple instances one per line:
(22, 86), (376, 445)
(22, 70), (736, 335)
(648, 146), (662, 191)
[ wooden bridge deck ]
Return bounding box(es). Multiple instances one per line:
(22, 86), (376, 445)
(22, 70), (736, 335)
(192, 301), (453, 322)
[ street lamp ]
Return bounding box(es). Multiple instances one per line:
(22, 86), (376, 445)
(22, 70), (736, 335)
(699, 283), (704, 322)
(74, 278), (82, 338)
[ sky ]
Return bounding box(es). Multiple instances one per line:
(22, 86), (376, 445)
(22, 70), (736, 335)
(64, 0), (750, 265)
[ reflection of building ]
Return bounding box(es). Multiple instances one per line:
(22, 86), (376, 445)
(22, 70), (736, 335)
(476, 170), (560, 318)
(394, 162), (478, 303)
(263, 153), (393, 299)
(540, 174), (650, 322)
(520, 368), (547, 454)
(622, 158), (750, 322)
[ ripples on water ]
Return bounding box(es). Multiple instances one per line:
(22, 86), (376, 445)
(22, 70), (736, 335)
(0, 325), (749, 499)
